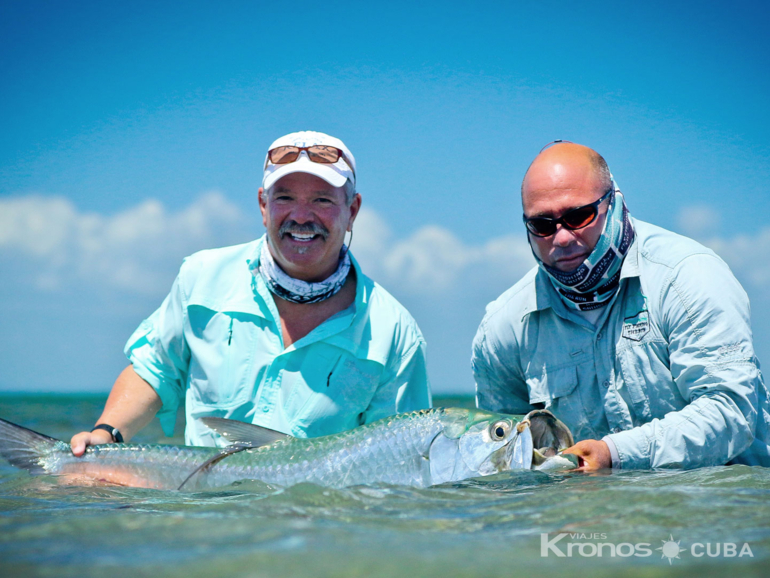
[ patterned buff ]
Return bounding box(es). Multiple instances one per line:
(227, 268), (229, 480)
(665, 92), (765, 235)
(533, 183), (635, 311)
(255, 240), (351, 304)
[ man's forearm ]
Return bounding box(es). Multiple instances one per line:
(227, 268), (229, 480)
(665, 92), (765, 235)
(606, 391), (754, 469)
(94, 365), (162, 441)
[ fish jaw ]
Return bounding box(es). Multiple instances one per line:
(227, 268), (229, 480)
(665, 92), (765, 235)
(508, 426), (534, 470)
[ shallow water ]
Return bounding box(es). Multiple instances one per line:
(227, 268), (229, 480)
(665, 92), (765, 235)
(1, 394), (768, 577)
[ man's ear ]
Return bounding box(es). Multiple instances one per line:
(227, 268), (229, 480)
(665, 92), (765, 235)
(258, 187), (268, 227)
(347, 193), (362, 232)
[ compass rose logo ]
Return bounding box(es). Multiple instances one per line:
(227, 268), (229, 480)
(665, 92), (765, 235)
(657, 535), (685, 564)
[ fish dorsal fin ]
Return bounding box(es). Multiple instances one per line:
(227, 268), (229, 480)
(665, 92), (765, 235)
(199, 417), (292, 447)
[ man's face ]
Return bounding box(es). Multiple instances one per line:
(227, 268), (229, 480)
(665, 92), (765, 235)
(522, 155), (610, 272)
(259, 172), (361, 282)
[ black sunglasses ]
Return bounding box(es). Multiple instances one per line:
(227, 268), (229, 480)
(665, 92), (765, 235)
(523, 188), (614, 237)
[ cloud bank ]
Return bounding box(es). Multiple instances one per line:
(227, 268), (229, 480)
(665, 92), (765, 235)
(0, 195), (536, 300)
(1, 196), (769, 394)
(0, 192), (250, 295)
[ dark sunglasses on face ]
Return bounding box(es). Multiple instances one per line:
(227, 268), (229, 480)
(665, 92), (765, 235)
(265, 145), (355, 176)
(522, 188), (614, 237)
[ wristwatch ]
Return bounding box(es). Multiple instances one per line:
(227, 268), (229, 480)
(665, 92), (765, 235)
(91, 424), (124, 443)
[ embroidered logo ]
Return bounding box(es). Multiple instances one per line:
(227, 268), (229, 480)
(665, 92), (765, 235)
(622, 309), (650, 341)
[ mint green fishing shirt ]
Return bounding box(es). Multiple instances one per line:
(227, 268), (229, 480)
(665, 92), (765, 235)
(473, 219), (770, 469)
(126, 236), (432, 446)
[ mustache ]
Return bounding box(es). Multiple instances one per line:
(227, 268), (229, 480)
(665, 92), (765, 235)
(278, 220), (329, 239)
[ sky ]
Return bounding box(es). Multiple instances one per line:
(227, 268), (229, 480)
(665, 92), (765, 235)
(1, 0), (769, 396)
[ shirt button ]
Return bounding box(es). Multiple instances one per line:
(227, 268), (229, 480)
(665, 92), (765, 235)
(597, 332), (603, 340)
(261, 406), (270, 413)
(613, 427), (623, 433)
(602, 380), (611, 388)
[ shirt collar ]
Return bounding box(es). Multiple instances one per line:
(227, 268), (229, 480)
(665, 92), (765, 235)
(524, 232), (640, 321)
(251, 235), (372, 355)
(619, 227), (640, 280)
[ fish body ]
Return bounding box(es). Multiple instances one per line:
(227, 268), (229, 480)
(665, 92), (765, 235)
(0, 408), (574, 491)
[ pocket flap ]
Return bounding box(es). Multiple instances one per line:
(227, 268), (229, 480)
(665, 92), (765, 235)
(526, 365), (579, 405)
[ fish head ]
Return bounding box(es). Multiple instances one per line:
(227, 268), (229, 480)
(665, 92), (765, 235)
(429, 409), (532, 484)
(428, 408), (575, 484)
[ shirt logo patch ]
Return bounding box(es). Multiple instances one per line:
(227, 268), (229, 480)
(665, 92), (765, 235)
(622, 310), (650, 342)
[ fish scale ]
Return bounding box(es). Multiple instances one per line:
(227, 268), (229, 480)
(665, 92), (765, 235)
(194, 411), (446, 489)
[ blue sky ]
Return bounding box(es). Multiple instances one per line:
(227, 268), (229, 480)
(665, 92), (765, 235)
(1, 0), (769, 394)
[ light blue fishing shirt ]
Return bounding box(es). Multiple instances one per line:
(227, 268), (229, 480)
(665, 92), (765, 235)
(473, 219), (770, 469)
(126, 236), (432, 446)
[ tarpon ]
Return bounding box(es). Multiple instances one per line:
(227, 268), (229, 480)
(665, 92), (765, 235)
(0, 408), (576, 490)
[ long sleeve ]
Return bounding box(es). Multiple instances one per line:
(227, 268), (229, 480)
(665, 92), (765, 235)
(607, 253), (760, 469)
(472, 318), (535, 415)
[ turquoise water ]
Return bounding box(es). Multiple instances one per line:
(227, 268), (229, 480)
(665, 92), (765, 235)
(1, 394), (769, 577)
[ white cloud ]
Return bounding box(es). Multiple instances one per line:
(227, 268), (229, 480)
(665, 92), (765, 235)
(0, 192), (252, 295)
(676, 204), (721, 238)
(700, 227), (770, 287)
(353, 207), (535, 295)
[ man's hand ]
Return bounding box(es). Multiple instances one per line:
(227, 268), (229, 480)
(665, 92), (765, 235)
(70, 428), (115, 457)
(69, 365), (162, 457)
(562, 439), (612, 471)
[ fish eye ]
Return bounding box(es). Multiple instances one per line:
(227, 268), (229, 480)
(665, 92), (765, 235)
(490, 420), (510, 441)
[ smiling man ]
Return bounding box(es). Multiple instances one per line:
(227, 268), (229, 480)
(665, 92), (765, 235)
(71, 131), (431, 453)
(472, 142), (770, 470)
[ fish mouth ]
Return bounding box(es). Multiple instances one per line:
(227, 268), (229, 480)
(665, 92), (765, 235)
(525, 410), (575, 469)
(526, 409), (574, 450)
(494, 410), (574, 471)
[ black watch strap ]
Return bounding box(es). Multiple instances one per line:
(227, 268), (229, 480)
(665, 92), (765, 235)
(91, 423), (124, 443)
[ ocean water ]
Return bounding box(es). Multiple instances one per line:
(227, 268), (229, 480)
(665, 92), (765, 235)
(1, 394), (768, 578)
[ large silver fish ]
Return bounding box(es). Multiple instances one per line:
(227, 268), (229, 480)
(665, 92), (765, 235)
(0, 408), (575, 490)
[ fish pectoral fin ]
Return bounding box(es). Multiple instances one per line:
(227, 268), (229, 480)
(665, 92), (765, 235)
(178, 443), (253, 491)
(199, 417), (292, 447)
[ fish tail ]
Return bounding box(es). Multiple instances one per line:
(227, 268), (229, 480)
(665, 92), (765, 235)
(0, 418), (59, 474)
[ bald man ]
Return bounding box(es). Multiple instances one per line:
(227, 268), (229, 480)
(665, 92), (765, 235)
(472, 142), (770, 470)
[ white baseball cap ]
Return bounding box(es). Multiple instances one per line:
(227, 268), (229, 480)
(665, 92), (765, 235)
(262, 131), (357, 191)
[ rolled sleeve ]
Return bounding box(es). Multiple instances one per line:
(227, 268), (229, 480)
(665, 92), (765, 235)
(364, 338), (432, 424)
(608, 254), (758, 469)
(125, 269), (191, 436)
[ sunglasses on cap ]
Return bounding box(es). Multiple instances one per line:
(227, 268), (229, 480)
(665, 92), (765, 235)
(523, 188), (614, 237)
(265, 145), (355, 175)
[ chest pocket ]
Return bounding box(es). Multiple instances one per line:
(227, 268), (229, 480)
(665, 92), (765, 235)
(186, 307), (258, 407)
(526, 365), (578, 406)
(525, 364), (591, 438)
(283, 352), (382, 437)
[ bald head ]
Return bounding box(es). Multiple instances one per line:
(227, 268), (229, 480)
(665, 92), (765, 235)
(522, 143), (611, 199)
